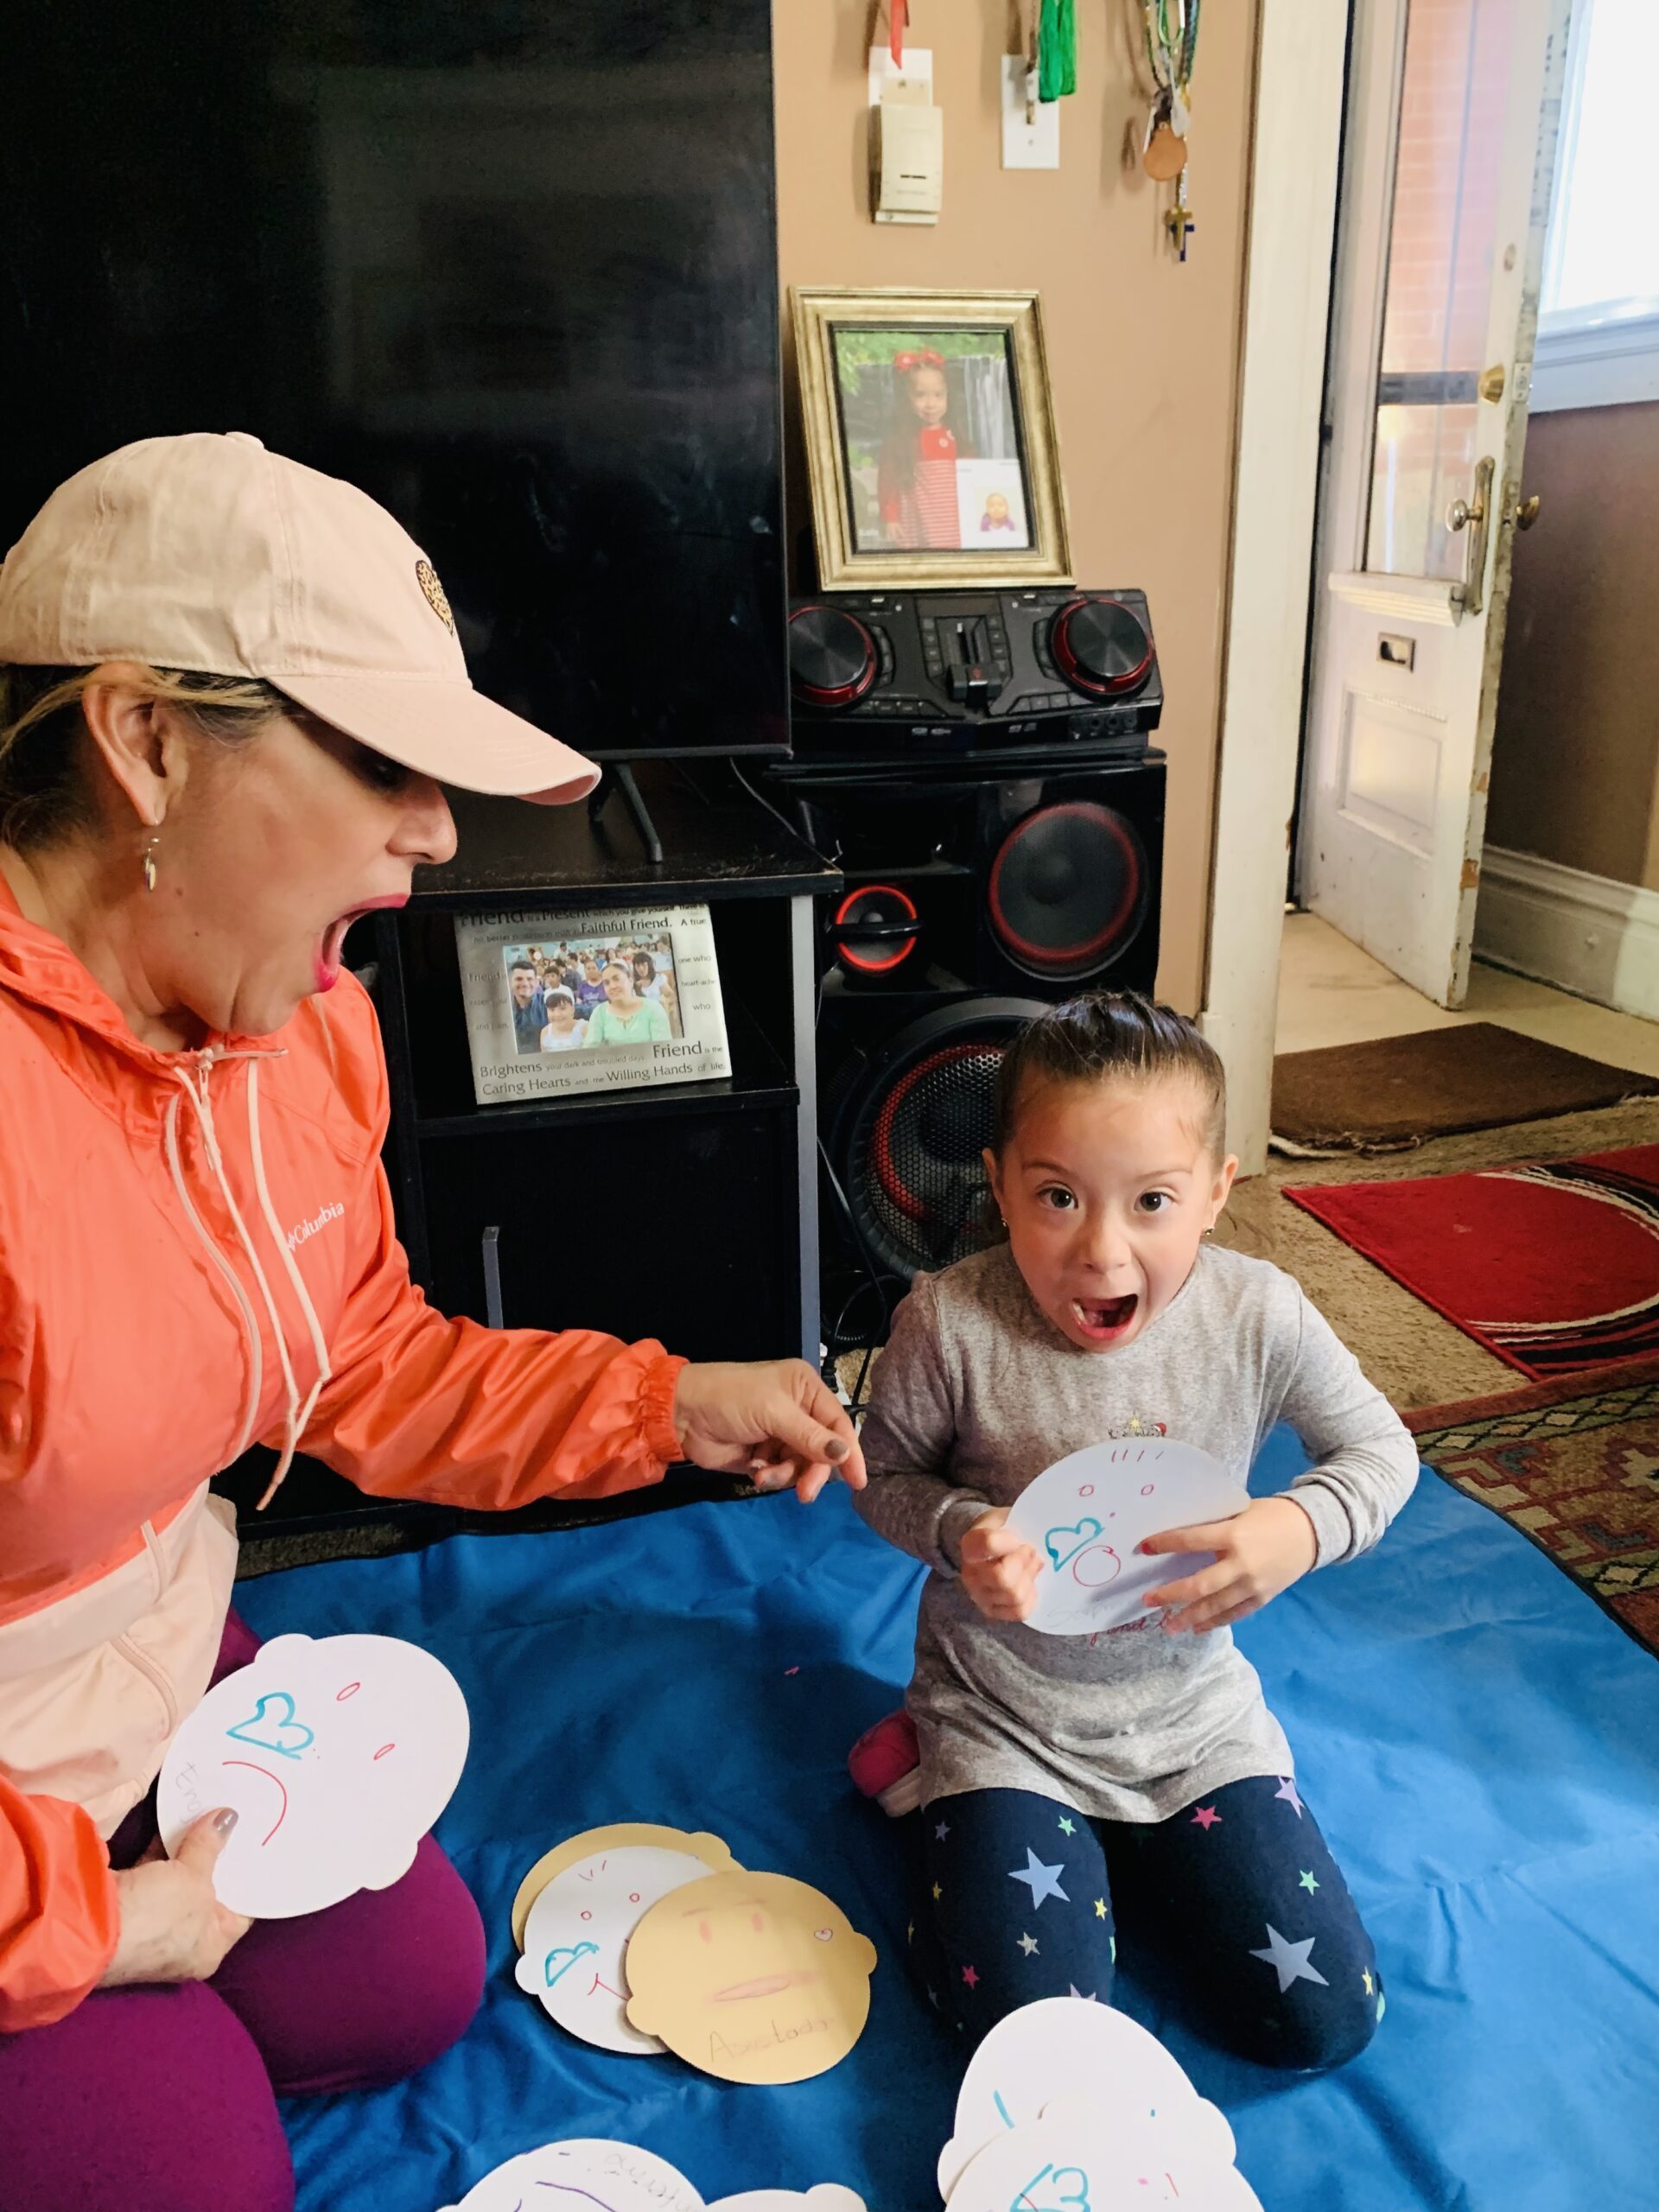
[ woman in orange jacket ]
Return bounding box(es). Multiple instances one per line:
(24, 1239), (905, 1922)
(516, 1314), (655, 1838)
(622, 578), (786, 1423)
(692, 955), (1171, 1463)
(0, 434), (863, 2211)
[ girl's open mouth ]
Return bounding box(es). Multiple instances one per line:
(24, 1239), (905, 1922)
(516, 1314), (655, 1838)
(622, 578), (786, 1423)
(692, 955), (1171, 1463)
(1070, 1294), (1139, 1344)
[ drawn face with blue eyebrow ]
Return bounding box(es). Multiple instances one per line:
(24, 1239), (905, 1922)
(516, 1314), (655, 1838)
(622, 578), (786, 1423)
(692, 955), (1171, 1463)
(514, 1845), (715, 2055)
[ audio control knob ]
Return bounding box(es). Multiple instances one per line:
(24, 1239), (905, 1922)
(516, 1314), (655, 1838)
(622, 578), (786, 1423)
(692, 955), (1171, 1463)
(1051, 595), (1153, 698)
(788, 605), (878, 709)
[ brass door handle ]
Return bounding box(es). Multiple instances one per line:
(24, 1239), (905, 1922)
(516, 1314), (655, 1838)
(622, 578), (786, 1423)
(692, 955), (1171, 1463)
(1447, 456), (1495, 615)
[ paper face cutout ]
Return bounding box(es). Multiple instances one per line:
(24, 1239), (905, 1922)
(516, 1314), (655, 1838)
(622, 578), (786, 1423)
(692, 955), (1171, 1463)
(708, 2193), (868, 2211)
(945, 2119), (1263, 2212)
(515, 1845), (717, 2054)
(158, 1633), (467, 1917)
(624, 1870), (877, 2083)
(938, 1997), (1236, 2199)
(1005, 1442), (1250, 1636)
(511, 1821), (739, 1950)
(437, 2139), (705, 2212)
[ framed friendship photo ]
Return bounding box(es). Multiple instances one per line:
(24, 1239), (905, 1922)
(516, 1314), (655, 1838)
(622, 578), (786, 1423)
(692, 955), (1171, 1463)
(791, 287), (1072, 590)
(453, 905), (731, 1107)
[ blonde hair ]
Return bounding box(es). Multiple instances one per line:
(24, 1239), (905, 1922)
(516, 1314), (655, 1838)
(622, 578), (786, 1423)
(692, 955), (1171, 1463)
(0, 663), (291, 852)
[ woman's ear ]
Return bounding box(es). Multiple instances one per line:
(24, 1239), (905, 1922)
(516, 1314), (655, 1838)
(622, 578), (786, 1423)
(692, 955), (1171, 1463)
(78, 663), (190, 830)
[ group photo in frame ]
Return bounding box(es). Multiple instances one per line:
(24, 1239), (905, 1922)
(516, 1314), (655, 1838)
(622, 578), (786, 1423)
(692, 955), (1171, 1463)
(791, 288), (1072, 590)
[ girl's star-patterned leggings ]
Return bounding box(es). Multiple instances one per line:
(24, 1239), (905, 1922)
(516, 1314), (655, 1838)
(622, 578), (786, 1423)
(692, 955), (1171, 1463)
(912, 1774), (1382, 2069)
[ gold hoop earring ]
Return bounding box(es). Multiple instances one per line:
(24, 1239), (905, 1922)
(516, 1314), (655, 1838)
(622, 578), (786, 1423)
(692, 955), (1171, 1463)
(142, 836), (160, 893)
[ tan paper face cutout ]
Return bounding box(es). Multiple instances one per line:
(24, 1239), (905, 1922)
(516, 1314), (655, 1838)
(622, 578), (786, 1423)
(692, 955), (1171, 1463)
(511, 1822), (740, 1950)
(623, 1870), (877, 2084)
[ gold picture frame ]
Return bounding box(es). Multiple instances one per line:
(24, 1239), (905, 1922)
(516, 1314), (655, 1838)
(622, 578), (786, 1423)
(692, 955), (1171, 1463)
(791, 287), (1072, 591)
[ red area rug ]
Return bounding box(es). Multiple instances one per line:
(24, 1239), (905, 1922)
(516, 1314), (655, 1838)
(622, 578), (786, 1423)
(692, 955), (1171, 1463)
(1285, 1142), (1659, 1379)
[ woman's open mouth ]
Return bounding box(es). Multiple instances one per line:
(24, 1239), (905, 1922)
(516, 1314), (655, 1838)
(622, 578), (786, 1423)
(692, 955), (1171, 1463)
(314, 896), (408, 993)
(1070, 1294), (1140, 1344)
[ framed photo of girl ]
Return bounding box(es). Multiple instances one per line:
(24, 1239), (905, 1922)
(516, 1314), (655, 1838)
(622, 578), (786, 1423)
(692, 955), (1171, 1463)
(790, 287), (1072, 590)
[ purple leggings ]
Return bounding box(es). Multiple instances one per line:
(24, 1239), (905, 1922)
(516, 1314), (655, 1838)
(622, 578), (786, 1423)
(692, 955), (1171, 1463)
(0, 1613), (486, 2212)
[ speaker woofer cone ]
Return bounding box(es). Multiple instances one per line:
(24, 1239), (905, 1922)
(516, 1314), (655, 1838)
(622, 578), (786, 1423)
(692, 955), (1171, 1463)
(988, 800), (1148, 980)
(834, 998), (1045, 1282)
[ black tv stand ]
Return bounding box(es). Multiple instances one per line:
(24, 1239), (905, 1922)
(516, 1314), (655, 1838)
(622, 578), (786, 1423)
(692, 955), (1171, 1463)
(588, 761), (664, 866)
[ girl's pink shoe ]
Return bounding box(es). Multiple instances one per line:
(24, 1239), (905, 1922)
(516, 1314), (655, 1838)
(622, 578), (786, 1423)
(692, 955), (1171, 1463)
(848, 1709), (922, 1817)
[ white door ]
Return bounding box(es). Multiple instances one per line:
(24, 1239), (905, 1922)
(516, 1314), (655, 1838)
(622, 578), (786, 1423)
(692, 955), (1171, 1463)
(1298, 0), (1572, 1006)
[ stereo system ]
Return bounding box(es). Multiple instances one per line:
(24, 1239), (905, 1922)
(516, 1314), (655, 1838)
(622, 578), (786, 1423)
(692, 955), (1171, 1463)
(779, 583), (1168, 1348)
(783, 587), (1162, 771)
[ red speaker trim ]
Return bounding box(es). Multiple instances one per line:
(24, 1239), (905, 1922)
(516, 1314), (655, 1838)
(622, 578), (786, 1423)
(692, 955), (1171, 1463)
(834, 882), (919, 974)
(870, 1040), (999, 1223)
(789, 605), (878, 707)
(1052, 595), (1154, 697)
(988, 802), (1144, 969)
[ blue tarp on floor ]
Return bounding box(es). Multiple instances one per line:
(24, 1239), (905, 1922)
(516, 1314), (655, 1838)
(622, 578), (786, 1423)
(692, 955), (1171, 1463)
(234, 1430), (1659, 2211)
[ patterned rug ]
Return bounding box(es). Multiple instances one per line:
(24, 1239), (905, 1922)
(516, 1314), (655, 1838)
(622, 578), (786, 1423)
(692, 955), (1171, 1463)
(1409, 1358), (1659, 1659)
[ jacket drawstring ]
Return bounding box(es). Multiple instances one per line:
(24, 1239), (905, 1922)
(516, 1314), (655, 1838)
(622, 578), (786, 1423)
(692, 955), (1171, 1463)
(164, 1052), (333, 1510)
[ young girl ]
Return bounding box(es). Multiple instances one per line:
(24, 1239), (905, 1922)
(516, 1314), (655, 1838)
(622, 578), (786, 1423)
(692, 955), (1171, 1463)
(876, 351), (969, 550)
(852, 994), (1416, 2069)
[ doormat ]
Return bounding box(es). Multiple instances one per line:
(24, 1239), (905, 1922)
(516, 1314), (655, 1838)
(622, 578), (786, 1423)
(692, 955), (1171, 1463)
(1409, 1358), (1659, 1660)
(1285, 1142), (1659, 1378)
(1270, 1022), (1659, 1154)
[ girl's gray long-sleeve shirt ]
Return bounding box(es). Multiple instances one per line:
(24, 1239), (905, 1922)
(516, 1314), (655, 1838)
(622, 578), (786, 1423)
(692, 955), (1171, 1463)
(855, 1242), (1419, 1821)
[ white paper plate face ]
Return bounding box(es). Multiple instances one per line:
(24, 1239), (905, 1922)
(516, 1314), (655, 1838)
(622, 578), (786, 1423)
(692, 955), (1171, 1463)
(1005, 1441), (1250, 1636)
(158, 1632), (468, 1917)
(515, 1845), (715, 2053)
(938, 1997), (1236, 2198)
(946, 2121), (1263, 2212)
(707, 2192), (867, 2211)
(438, 2139), (705, 2212)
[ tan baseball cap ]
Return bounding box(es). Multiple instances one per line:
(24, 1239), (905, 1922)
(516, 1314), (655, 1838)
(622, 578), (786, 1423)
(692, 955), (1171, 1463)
(0, 430), (601, 804)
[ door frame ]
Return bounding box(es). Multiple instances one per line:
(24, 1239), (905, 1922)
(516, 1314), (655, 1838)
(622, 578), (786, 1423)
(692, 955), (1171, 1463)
(1199, 0), (1351, 1175)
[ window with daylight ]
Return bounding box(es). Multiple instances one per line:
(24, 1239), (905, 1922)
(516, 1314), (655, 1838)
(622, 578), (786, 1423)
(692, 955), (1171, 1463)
(1534, 0), (1659, 410)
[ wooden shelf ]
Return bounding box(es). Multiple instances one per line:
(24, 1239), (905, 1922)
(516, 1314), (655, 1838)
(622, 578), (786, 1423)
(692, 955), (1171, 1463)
(410, 760), (839, 911)
(415, 1070), (798, 1140)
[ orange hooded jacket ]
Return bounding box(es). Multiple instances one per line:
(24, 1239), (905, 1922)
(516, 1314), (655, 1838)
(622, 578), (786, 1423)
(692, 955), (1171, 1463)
(0, 874), (688, 2031)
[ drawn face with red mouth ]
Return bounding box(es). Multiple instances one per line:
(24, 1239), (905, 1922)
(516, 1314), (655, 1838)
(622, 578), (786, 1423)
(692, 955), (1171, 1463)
(625, 1871), (878, 2083)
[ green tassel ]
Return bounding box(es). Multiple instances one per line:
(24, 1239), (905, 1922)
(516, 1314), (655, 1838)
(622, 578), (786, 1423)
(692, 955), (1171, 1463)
(1038, 0), (1077, 101)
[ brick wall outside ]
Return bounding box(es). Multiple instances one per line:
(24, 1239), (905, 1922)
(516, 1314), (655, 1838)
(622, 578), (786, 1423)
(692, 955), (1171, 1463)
(1368, 0), (1511, 575)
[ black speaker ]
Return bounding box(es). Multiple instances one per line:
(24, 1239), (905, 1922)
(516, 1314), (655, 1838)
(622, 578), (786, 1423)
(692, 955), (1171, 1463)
(807, 756), (1165, 1000)
(798, 756), (1166, 1344)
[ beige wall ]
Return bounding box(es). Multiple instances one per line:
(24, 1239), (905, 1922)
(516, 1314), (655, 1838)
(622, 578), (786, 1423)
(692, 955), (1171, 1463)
(1487, 401), (1659, 891)
(772, 2), (1260, 1011)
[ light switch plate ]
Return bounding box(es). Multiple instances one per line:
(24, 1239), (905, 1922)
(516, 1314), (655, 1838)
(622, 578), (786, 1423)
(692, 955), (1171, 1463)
(868, 43), (933, 108)
(1001, 55), (1060, 168)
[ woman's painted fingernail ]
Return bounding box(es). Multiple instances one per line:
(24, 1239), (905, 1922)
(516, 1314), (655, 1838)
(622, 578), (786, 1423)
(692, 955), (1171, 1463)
(824, 1438), (849, 1460)
(213, 1808), (239, 1837)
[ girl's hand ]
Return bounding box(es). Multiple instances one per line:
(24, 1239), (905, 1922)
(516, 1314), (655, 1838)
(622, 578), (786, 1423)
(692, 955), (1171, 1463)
(100, 1810), (252, 1986)
(674, 1359), (866, 1503)
(959, 1507), (1044, 1624)
(1141, 1495), (1319, 1634)
(883, 519), (906, 546)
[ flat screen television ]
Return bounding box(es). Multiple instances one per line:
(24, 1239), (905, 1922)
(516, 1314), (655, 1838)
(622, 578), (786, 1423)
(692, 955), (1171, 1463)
(0, 1), (787, 762)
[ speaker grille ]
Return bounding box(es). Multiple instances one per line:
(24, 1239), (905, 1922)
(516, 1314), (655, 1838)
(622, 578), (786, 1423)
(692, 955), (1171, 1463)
(838, 1001), (1043, 1281)
(988, 800), (1148, 979)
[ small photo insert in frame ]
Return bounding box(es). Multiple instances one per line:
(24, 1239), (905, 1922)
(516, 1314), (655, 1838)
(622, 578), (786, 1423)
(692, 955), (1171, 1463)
(454, 905), (731, 1107)
(791, 287), (1072, 591)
